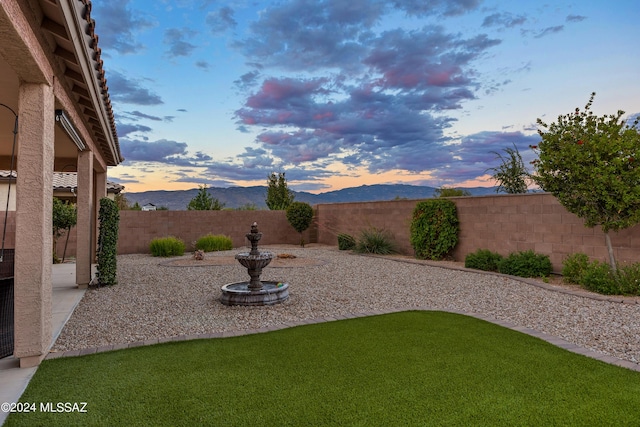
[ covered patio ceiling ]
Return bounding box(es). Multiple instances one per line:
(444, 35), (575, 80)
(0, 0), (121, 172)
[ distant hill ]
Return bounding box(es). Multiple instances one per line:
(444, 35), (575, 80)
(123, 184), (498, 211)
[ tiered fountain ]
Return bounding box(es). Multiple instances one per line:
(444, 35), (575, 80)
(220, 222), (289, 306)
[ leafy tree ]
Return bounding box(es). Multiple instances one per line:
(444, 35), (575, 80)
(486, 143), (530, 194)
(52, 197), (77, 263)
(532, 93), (640, 271)
(434, 187), (471, 197)
(266, 172), (295, 210)
(114, 193), (129, 210)
(187, 185), (225, 210)
(130, 202), (142, 211)
(286, 201), (314, 247)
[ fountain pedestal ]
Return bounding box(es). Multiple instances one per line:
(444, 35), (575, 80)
(220, 223), (289, 306)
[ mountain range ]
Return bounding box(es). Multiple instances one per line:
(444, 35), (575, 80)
(123, 184), (498, 211)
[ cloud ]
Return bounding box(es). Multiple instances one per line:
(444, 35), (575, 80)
(235, 15), (502, 182)
(107, 71), (164, 106)
(164, 28), (198, 58)
(234, 0), (384, 72)
(195, 61), (211, 70)
(237, 147), (274, 168)
(92, 0), (154, 54)
(120, 139), (189, 162)
(234, 71), (261, 91)
(121, 111), (174, 122)
(482, 12), (527, 29)
(566, 15), (587, 22)
(437, 131), (540, 182)
(206, 7), (237, 34)
(392, 0), (482, 17)
(116, 123), (152, 138)
(534, 25), (564, 39)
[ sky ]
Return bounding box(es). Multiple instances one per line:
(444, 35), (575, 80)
(91, 0), (640, 193)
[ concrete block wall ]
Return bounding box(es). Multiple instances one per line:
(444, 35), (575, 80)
(315, 193), (640, 273)
(4, 193), (640, 272)
(314, 199), (417, 254)
(117, 210), (314, 254)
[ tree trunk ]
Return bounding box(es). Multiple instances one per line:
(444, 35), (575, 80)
(62, 226), (71, 262)
(604, 230), (617, 272)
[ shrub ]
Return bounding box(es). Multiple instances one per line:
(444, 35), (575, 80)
(464, 249), (503, 272)
(410, 199), (459, 260)
(616, 264), (640, 295)
(195, 234), (233, 252)
(150, 236), (185, 257)
(563, 254), (640, 295)
(286, 201), (314, 247)
(354, 228), (398, 255)
(580, 261), (618, 295)
(337, 233), (356, 250)
(562, 253), (590, 284)
(97, 198), (119, 286)
(497, 250), (552, 278)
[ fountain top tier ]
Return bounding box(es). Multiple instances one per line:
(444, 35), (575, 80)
(247, 222), (263, 256)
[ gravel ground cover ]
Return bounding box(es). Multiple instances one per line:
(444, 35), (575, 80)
(52, 245), (640, 366)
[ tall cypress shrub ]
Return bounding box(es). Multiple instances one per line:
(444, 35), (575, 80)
(410, 199), (459, 260)
(97, 197), (119, 286)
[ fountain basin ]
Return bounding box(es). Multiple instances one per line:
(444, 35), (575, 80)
(220, 281), (289, 306)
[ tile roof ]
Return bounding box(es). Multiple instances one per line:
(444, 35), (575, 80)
(0, 171), (123, 193)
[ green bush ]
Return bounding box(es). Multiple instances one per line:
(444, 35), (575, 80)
(562, 253), (640, 295)
(286, 201), (314, 247)
(616, 264), (640, 295)
(464, 249), (503, 272)
(410, 199), (459, 260)
(97, 198), (119, 286)
(497, 250), (552, 278)
(150, 236), (185, 257)
(195, 234), (233, 252)
(354, 228), (398, 255)
(337, 233), (356, 251)
(580, 261), (618, 295)
(562, 253), (590, 284)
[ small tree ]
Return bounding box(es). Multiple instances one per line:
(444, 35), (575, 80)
(52, 197), (77, 263)
(532, 93), (640, 271)
(113, 193), (129, 210)
(266, 172), (295, 210)
(486, 143), (530, 194)
(187, 185), (225, 210)
(286, 201), (314, 247)
(434, 187), (471, 197)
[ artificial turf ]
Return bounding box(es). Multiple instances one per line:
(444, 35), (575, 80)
(6, 311), (640, 426)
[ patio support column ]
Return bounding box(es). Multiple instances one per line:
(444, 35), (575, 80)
(14, 82), (54, 368)
(76, 151), (93, 287)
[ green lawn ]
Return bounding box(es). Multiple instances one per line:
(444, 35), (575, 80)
(7, 311), (640, 426)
